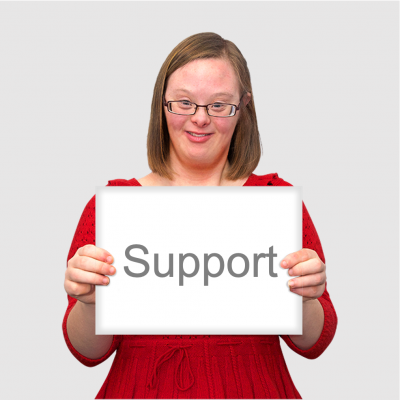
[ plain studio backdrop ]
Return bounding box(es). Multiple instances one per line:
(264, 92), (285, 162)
(0, 1), (398, 400)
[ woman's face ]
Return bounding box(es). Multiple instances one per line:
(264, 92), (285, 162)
(164, 58), (244, 168)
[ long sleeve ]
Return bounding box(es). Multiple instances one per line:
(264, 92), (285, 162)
(62, 194), (123, 367)
(272, 175), (338, 359)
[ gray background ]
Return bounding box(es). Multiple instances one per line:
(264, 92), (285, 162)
(0, 1), (398, 400)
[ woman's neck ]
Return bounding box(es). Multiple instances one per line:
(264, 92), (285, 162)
(139, 159), (249, 187)
(166, 155), (231, 186)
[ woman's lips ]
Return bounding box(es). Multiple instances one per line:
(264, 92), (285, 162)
(185, 131), (214, 143)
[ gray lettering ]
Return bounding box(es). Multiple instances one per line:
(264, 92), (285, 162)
(179, 253), (200, 286)
(154, 253), (174, 277)
(253, 247), (278, 277)
(227, 253), (249, 277)
(204, 253), (224, 286)
(124, 244), (150, 277)
(268, 246), (278, 277)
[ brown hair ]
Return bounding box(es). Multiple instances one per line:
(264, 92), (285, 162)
(147, 32), (262, 181)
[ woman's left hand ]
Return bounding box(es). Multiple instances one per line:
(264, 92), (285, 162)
(280, 249), (326, 303)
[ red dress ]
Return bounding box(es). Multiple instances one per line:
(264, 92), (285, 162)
(62, 173), (338, 399)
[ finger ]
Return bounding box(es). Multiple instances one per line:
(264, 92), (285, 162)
(288, 258), (325, 277)
(288, 272), (326, 290)
(65, 280), (96, 298)
(75, 255), (116, 276)
(280, 248), (317, 269)
(289, 283), (325, 299)
(77, 244), (114, 264)
(68, 266), (111, 286)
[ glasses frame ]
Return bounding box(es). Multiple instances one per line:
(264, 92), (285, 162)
(163, 94), (245, 118)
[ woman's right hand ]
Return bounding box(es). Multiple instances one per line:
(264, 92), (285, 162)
(64, 244), (116, 305)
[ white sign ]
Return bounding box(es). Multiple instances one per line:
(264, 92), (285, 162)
(96, 186), (302, 335)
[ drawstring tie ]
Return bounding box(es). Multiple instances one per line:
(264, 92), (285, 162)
(147, 344), (194, 391)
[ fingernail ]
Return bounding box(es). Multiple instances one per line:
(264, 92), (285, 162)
(103, 277), (109, 285)
(109, 267), (115, 274)
(288, 280), (294, 289)
(281, 261), (287, 268)
(106, 256), (112, 263)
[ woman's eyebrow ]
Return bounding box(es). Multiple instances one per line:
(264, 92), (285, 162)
(213, 92), (235, 100)
(173, 89), (235, 100)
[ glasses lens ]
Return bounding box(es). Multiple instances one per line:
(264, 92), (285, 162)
(208, 103), (235, 117)
(170, 101), (195, 115)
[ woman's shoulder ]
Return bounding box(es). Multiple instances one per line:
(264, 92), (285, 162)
(246, 172), (293, 187)
(107, 173), (161, 186)
(106, 177), (141, 186)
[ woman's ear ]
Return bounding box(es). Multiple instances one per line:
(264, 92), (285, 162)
(243, 92), (252, 107)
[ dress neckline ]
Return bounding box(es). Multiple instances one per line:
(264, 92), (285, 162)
(131, 173), (257, 187)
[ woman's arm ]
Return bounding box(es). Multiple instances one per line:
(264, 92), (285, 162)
(288, 298), (324, 350)
(280, 281), (337, 359)
(67, 300), (114, 360)
(272, 173), (337, 359)
(63, 195), (122, 367)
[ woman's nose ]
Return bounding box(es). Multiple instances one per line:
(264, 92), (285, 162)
(190, 106), (211, 127)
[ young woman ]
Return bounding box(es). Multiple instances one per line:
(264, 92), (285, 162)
(63, 32), (337, 399)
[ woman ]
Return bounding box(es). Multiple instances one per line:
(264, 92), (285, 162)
(63, 32), (337, 399)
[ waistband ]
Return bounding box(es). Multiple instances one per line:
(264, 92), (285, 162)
(120, 334), (279, 354)
(119, 335), (280, 391)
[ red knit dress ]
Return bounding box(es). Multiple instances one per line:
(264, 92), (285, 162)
(62, 173), (338, 399)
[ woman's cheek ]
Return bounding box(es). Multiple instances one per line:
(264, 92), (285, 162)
(167, 115), (187, 136)
(216, 120), (236, 138)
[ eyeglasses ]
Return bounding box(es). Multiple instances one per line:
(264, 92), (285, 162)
(163, 95), (244, 118)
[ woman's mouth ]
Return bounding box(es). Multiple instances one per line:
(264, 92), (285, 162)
(185, 131), (214, 143)
(187, 131), (212, 137)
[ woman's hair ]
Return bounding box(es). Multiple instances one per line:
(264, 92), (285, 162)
(147, 32), (262, 181)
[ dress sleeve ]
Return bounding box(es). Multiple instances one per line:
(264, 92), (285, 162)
(62, 194), (123, 367)
(274, 176), (338, 359)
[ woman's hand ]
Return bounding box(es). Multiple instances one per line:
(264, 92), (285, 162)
(280, 248), (326, 303)
(64, 244), (116, 305)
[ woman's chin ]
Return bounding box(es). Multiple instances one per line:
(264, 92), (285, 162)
(183, 151), (215, 166)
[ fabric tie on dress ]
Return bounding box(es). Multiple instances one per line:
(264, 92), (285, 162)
(147, 344), (195, 391)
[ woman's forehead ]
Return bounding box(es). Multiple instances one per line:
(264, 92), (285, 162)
(171, 88), (236, 101)
(166, 58), (240, 97)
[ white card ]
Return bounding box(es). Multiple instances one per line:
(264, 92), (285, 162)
(95, 186), (302, 335)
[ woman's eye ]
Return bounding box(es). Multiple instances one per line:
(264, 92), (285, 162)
(211, 103), (227, 111)
(180, 101), (192, 107)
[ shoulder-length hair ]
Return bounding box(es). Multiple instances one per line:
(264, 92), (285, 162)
(147, 32), (262, 181)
